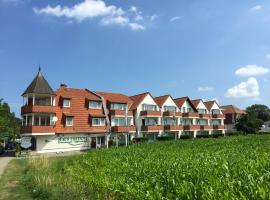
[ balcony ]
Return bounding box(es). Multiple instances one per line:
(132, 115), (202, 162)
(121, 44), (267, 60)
(141, 125), (163, 132)
(198, 125), (212, 130)
(140, 110), (162, 116)
(111, 126), (136, 132)
(163, 111), (181, 117)
(213, 125), (225, 130)
(21, 105), (55, 114)
(183, 125), (199, 130)
(198, 114), (211, 118)
(164, 125), (183, 131)
(109, 110), (133, 116)
(21, 126), (54, 134)
(212, 114), (225, 119)
(182, 112), (199, 118)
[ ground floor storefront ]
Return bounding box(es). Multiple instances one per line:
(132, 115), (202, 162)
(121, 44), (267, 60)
(21, 132), (135, 154)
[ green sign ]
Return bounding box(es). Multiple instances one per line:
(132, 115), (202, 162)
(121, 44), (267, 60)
(58, 136), (88, 146)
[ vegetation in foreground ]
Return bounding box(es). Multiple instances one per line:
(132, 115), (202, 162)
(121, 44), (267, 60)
(0, 159), (31, 200)
(16, 134), (269, 200)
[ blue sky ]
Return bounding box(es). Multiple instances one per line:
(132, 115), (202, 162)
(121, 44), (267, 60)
(1, 0), (270, 116)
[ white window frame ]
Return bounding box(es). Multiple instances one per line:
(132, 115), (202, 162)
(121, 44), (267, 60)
(92, 118), (106, 126)
(89, 101), (102, 109)
(66, 116), (73, 126)
(63, 99), (70, 108)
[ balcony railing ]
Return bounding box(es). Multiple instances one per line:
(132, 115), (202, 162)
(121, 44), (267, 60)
(213, 125), (225, 130)
(212, 114), (225, 119)
(164, 125), (183, 131)
(21, 126), (54, 134)
(183, 125), (212, 130)
(109, 110), (133, 116)
(162, 111), (181, 117)
(140, 110), (162, 116)
(198, 114), (211, 118)
(141, 125), (163, 131)
(182, 112), (199, 118)
(21, 105), (55, 114)
(111, 126), (136, 132)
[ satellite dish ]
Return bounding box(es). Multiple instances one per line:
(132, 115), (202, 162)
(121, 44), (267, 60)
(52, 116), (58, 122)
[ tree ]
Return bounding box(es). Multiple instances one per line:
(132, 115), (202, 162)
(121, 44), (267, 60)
(0, 99), (21, 140)
(235, 111), (264, 133)
(246, 104), (270, 122)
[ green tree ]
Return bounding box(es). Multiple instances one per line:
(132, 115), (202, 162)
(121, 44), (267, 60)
(235, 112), (264, 133)
(246, 104), (270, 122)
(0, 99), (21, 140)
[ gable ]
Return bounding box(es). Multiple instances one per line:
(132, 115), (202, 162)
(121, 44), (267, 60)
(196, 100), (207, 110)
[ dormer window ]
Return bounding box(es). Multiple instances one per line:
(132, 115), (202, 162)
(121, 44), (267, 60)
(66, 116), (73, 126)
(110, 103), (127, 110)
(89, 101), (102, 109)
(63, 99), (70, 108)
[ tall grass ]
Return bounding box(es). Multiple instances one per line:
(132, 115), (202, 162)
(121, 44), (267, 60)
(23, 135), (270, 200)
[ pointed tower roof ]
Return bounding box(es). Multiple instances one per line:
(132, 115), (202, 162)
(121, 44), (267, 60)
(22, 68), (55, 96)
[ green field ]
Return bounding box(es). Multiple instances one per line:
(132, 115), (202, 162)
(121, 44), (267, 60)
(1, 135), (270, 199)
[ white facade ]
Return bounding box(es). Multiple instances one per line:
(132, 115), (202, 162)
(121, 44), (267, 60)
(133, 94), (162, 137)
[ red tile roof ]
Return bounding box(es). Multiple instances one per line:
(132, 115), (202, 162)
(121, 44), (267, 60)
(54, 87), (107, 133)
(56, 87), (101, 101)
(174, 97), (188, 107)
(190, 99), (201, 108)
(129, 92), (149, 110)
(154, 95), (170, 107)
(204, 101), (215, 110)
(220, 105), (246, 114)
(174, 96), (197, 111)
(96, 91), (133, 104)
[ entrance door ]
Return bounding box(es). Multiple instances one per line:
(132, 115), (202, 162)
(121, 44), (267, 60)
(96, 136), (106, 148)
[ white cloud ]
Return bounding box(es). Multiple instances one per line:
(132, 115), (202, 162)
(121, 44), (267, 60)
(129, 23), (145, 30)
(266, 54), (270, 59)
(250, 5), (262, 11)
(129, 6), (143, 21)
(33, 0), (145, 31)
(235, 65), (270, 77)
(225, 77), (260, 98)
(170, 16), (181, 22)
(150, 14), (158, 21)
(198, 86), (214, 92)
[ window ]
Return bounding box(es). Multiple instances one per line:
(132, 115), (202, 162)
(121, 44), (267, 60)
(142, 104), (157, 111)
(112, 117), (133, 126)
(163, 118), (177, 125)
(63, 99), (70, 108)
(145, 118), (159, 126)
(66, 116), (73, 126)
(92, 118), (106, 126)
(187, 108), (192, 112)
(198, 109), (207, 114)
(182, 107), (186, 113)
(164, 106), (176, 112)
(211, 119), (221, 126)
(212, 109), (220, 115)
(110, 103), (127, 110)
(89, 101), (102, 109)
(197, 119), (208, 125)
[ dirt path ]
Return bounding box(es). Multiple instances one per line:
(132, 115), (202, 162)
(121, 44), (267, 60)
(0, 151), (14, 177)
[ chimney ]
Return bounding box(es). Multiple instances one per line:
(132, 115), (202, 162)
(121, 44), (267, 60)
(60, 83), (67, 88)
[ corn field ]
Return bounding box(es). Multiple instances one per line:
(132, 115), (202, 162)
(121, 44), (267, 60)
(25, 135), (270, 200)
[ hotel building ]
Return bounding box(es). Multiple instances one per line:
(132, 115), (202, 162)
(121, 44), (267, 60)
(20, 70), (226, 153)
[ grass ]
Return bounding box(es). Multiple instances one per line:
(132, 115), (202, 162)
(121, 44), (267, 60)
(1, 135), (270, 199)
(0, 159), (31, 200)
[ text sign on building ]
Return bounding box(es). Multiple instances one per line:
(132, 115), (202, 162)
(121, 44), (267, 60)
(58, 136), (88, 146)
(21, 136), (32, 148)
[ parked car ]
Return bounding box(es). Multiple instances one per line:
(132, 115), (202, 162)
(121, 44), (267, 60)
(0, 145), (4, 155)
(5, 142), (15, 150)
